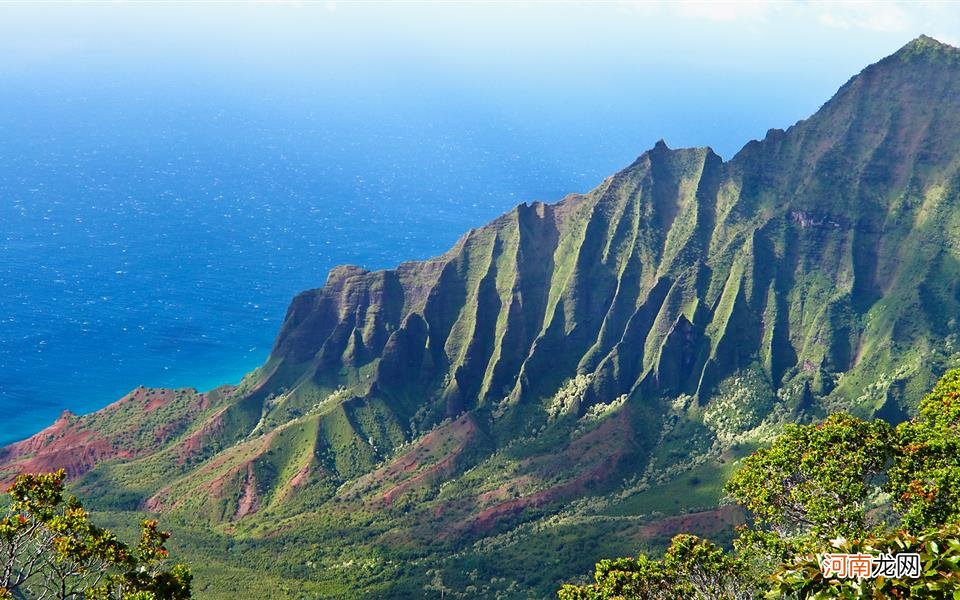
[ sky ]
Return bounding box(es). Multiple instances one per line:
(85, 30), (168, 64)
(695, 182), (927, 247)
(1, 1), (959, 161)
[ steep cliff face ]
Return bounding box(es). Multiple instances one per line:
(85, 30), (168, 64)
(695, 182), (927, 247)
(246, 36), (960, 453)
(4, 35), (960, 598)
(268, 141), (725, 417)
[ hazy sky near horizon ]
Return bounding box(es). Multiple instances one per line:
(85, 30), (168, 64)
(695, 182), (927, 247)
(1, 1), (959, 161)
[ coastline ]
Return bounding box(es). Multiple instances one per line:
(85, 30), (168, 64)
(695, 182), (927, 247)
(0, 352), (267, 448)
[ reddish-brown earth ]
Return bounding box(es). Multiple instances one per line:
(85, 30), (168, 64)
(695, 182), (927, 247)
(458, 409), (635, 535)
(0, 410), (135, 487)
(637, 505), (746, 540)
(0, 386), (226, 489)
(343, 413), (480, 506)
(235, 463), (261, 518)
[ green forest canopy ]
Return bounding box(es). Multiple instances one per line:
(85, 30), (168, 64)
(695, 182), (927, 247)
(559, 369), (960, 599)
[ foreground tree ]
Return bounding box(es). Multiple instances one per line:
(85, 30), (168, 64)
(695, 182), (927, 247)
(0, 470), (190, 600)
(724, 412), (894, 578)
(725, 413), (892, 541)
(888, 369), (960, 532)
(558, 369), (960, 599)
(769, 525), (960, 598)
(557, 534), (760, 600)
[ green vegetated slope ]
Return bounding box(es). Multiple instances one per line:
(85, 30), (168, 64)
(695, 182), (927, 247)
(5, 35), (960, 598)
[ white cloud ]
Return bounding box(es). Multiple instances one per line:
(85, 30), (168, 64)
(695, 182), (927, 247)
(616, 0), (774, 22)
(817, 2), (912, 33)
(818, 12), (850, 30)
(673, 1), (773, 23)
(641, 0), (958, 39)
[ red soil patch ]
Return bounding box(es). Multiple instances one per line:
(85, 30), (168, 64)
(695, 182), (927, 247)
(0, 386), (223, 488)
(288, 462), (313, 490)
(147, 431), (275, 515)
(144, 392), (171, 412)
(235, 463), (260, 518)
(467, 450), (625, 534)
(474, 475), (536, 506)
(379, 415), (478, 505)
(1, 430), (135, 489)
(458, 409), (635, 535)
(637, 505), (746, 540)
(175, 409), (228, 464)
(342, 413), (479, 506)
